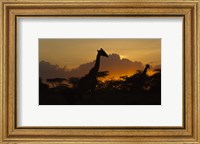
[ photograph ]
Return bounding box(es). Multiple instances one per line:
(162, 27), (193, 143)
(39, 39), (161, 105)
(1, 0), (199, 143)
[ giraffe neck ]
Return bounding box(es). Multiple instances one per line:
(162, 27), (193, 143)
(93, 53), (101, 74)
(88, 53), (101, 77)
(143, 67), (148, 75)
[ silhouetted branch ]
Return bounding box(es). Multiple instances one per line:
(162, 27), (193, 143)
(46, 78), (67, 87)
(97, 71), (109, 78)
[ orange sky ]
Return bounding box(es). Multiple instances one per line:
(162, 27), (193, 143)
(39, 39), (161, 80)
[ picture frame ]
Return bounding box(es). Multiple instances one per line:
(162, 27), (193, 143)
(0, 0), (199, 143)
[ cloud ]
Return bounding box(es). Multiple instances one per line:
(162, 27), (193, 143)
(39, 61), (68, 80)
(99, 54), (144, 78)
(40, 54), (157, 80)
(152, 64), (161, 70)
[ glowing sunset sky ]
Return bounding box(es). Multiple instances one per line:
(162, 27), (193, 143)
(39, 39), (161, 70)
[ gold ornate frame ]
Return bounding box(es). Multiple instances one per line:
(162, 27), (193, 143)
(0, 0), (199, 143)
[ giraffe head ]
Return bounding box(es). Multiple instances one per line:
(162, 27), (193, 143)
(145, 64), (150, 69)
(97, 48), (109, 58)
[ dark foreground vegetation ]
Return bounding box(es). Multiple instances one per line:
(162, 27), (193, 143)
(39, 69), (161, 105)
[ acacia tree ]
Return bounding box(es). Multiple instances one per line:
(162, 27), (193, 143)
(68, 77), (79, 89)
(46, 78), (67, 87)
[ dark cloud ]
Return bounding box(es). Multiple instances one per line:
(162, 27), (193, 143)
(152, 64), (161, 70)
(39, 61), (68, 80)
(40, 54), (154, 80)
(99, 54), (144, 78)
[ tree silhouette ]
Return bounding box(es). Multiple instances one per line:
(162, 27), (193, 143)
(68, 77), (79, 88)
(97, 71), (109, 78)
(149, 68), (161, 92)
(46, 78), (67, 87)
(124, 64), (151, 94)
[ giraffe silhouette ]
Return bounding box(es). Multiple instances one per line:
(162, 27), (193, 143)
(128, 64), (150, 94)
(142, 64), (150, 76)
(78, 48), (109, 104)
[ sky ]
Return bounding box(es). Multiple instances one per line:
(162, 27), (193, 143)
(39, 39), (161, 80)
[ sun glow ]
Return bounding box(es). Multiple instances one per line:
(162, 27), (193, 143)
(120, 55), (127, 59)
(98, 69), (159, 82)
